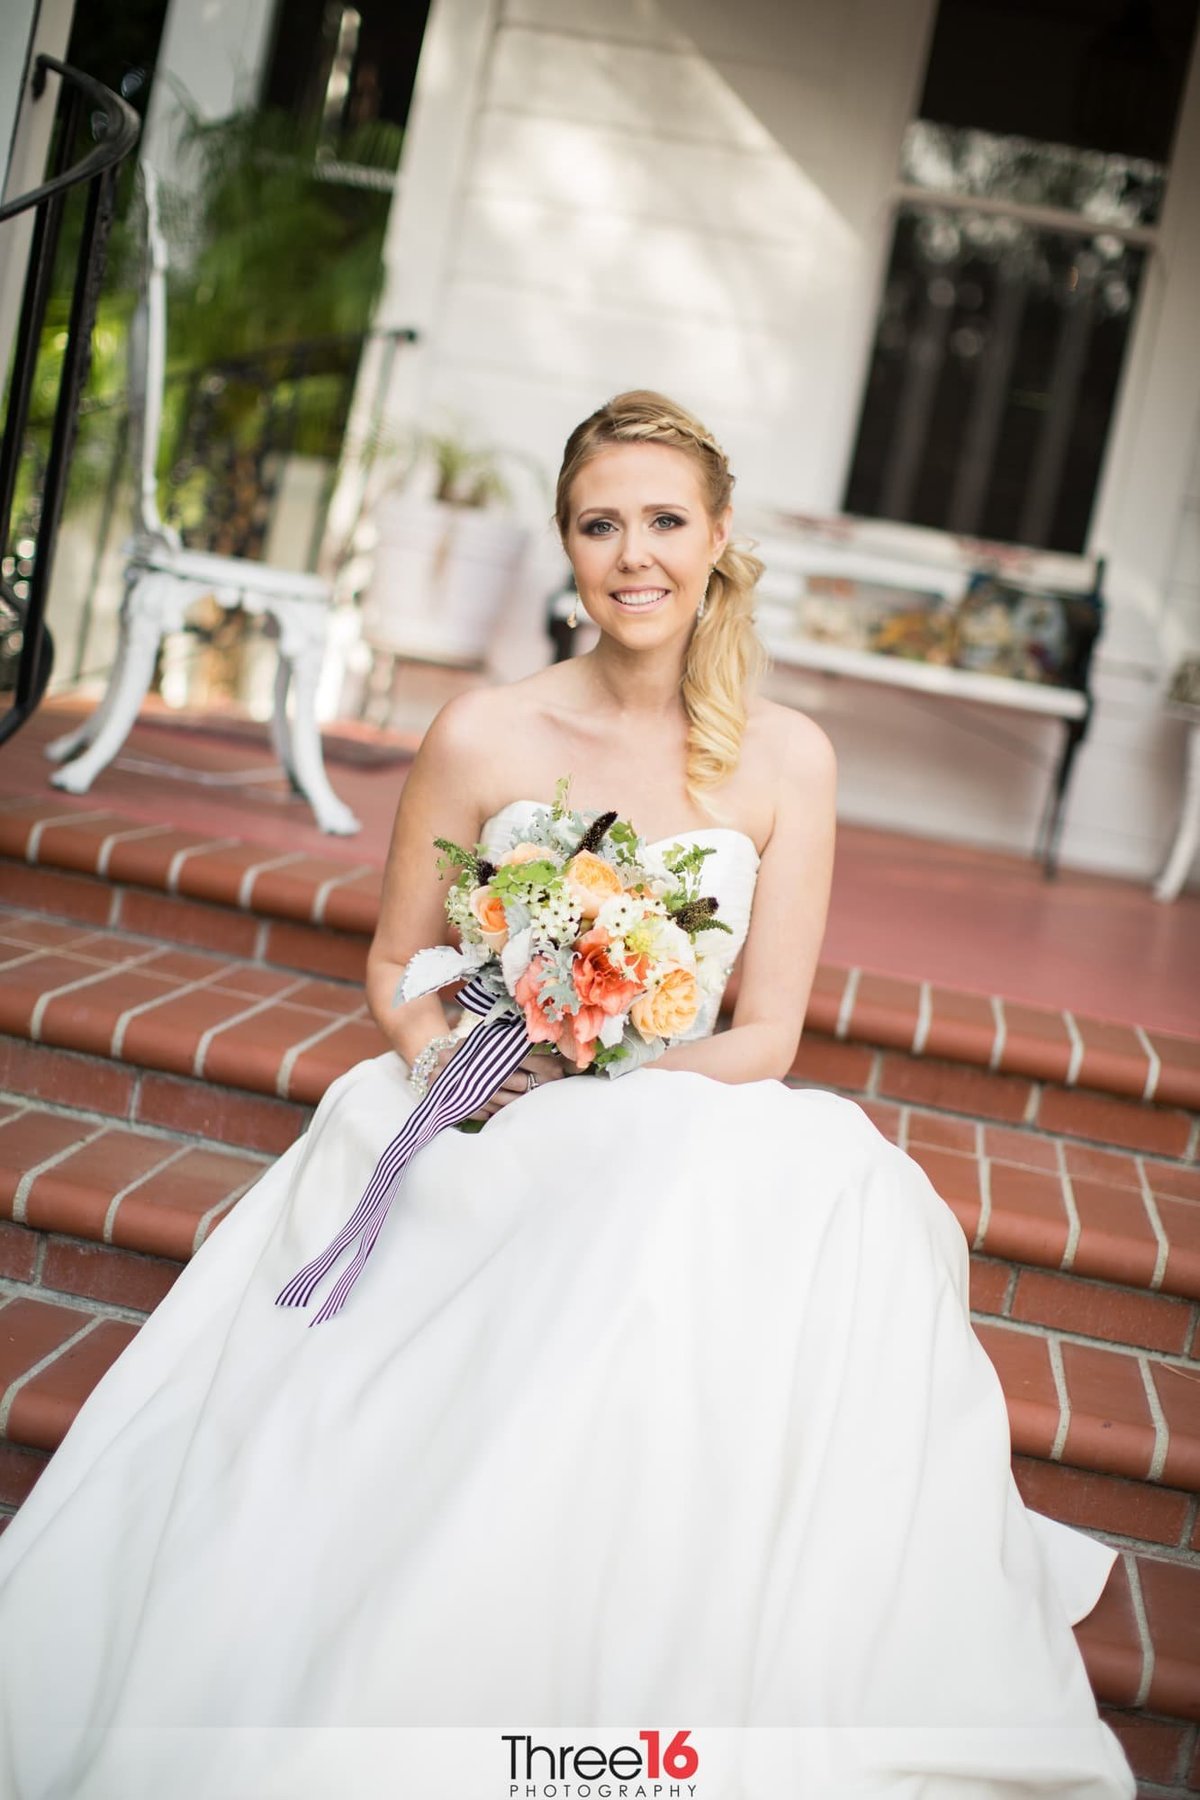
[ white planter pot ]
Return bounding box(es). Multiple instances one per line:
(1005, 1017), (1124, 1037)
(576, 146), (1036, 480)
(362, 493), (528, 666)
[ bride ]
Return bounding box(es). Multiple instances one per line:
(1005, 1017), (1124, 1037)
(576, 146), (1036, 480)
(0, 391), (1134, 1800)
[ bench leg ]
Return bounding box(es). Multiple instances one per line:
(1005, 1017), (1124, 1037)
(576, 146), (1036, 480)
(278, 635), (361, 836)
(1036, 715), (1088, 879)
(269, 656), (302, 794)
(48, 570), (174, 794)
(1154, 721), (1200, 902)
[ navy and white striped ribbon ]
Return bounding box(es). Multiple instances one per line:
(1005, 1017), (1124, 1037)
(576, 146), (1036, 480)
(275, 975), (530, 1325)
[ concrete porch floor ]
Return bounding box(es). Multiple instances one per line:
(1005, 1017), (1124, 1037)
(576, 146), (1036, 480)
(2, 694), (1197, 1038)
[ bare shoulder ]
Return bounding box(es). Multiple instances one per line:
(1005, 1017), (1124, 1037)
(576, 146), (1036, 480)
(416, 671), (550, 763)
(745, 696), (837, 786)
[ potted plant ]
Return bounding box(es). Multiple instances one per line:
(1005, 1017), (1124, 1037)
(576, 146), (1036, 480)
(357, 426), (533, 667)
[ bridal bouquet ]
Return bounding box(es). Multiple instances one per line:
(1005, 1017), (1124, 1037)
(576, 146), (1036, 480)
(399, 779), (731, 1075)
(276, 782), (732, 1326)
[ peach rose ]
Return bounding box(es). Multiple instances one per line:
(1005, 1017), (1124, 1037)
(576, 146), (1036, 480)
(571, 926), (643, 1017)
(514, 956), (565, 1049)
(630, 964), (701, 1042)
(498, 841), (545, 867)
(468, 883), (509, 951)
(564, 850), (624, 920)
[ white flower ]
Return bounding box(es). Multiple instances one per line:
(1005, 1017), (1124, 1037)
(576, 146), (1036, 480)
(599, 1011), (627, 1048)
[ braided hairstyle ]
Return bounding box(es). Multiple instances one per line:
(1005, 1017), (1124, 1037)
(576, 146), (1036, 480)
(554, 390), (766, 811)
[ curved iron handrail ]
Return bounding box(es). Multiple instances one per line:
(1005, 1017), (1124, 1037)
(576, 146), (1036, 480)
(0, 55), (141, 747)
(0, 57), (139, 225)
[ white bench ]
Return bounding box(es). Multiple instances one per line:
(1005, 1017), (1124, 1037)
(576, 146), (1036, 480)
(747, 517), (1104, 879)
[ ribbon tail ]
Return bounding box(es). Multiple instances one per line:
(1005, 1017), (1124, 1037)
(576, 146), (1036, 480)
(275, 1005), (530, 1323)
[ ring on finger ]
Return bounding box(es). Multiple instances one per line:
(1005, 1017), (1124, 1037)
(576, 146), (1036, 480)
(525, 1068), (538, 1093)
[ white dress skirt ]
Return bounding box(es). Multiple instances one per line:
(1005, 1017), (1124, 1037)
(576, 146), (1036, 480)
(0, 804), (1136, 1799)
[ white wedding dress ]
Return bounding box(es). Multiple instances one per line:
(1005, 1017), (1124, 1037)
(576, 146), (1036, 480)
(0, 802), (1135, 1800)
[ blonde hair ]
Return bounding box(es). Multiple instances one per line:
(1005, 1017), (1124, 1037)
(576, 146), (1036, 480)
(555, 389), (766, 811)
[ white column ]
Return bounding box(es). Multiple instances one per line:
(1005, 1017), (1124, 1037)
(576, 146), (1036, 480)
(1088, 23), (1200, 658)
(139, 0), (278, 175)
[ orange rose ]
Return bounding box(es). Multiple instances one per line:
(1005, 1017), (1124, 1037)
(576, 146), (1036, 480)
(564, 1004), (604, 1070)
(514, 956), (565, 1049)
(571, 926), (642, 1017)
(498, 841), (545, 867)
(564, 851), (624, 920)
(468, 883), (509, 950)
(630, 964), (701, 1042)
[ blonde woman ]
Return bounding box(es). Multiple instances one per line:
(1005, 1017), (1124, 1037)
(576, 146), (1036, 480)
(0, 393), (1134, 1799)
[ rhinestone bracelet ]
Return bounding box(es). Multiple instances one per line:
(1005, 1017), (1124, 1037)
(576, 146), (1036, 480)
(407, 1032), (460, 1100)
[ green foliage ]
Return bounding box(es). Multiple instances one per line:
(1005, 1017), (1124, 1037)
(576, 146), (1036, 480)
(162, 101), (403, 368)
(607, 819), (640, 863)
(489, 859), (562, 900)
(433, 837), (481, 881)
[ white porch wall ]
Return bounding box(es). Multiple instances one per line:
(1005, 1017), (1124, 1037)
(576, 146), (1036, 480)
(353, 0), (1200, 888)
(422, 0), (937, 513)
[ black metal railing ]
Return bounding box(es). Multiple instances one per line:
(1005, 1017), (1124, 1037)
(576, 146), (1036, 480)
(0, 55), (140, 747)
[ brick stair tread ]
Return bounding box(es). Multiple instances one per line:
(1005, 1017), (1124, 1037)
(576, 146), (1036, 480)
(974, 1318), (1200, 1491)
(0, 1102), (267, 1260)
(1, 894), (1198, 1310)
(0, 908), (386, 1106)
(1, 1170), (1196, 1486)
(2, 1080), (1194, 1360)
(0, 1293), (1195, 1722)
(4, 795), (1199, 1110)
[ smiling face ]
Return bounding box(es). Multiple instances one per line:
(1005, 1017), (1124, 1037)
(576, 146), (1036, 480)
(562, 442), (731, 647)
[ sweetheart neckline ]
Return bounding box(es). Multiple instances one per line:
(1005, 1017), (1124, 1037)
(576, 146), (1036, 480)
(481, 799), (762, 866)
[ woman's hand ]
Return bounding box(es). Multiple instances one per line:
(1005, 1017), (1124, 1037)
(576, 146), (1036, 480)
(414, 1042), (574, 1122)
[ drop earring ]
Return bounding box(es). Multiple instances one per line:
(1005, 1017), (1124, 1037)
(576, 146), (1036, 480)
(567, 600), (578, 630)
(697, 566), (715, 621)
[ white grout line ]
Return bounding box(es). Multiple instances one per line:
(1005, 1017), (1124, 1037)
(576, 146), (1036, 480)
(972, 1155), (993, 1253)
(1138, 1357), (1171, 1482)
(96, 822), (176, 879)
(11, 1121), (110, 1223)
(252, 919), (270, 961)
(834, 968), (860, 1041)
(1062, 1011), (1084, 1087)
(1047, 1336), (1071, 1461)
(1133, 1159), (1172, 1293)
(1124, 1551), (1156, 1710)
(26, 810), (117, 862)
(100, 1142), (195, 1242)
(29, 945), (164, 1041)
(911, 980), (931, 1055)
(977, 1314), (1200, 1373)
(987, 995), (1006, 1071)
(236, 850), (309, 911)
(165, 836), (241, 895)
(109, 959), (240, 1060)
(0, 927), (115, 979)
(1132, 1025), (1162, 1104)
(191, 1173), (260, 1253)
(0, 1307), (101, 1434)
(191, 975), (311, 1079)
(274, 1004), (368, 1099)
(311, 862), (375, 926)
(1056, 1140), (1082, 1272)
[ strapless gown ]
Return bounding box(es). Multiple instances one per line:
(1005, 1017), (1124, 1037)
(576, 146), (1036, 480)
(0, 802), (1135, 1799)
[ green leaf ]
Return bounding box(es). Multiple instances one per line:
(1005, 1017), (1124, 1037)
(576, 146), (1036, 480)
(433, 836), (481, 880)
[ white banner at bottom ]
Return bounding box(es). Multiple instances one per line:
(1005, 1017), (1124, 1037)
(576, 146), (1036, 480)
(29, 1722), (1134, 1800)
